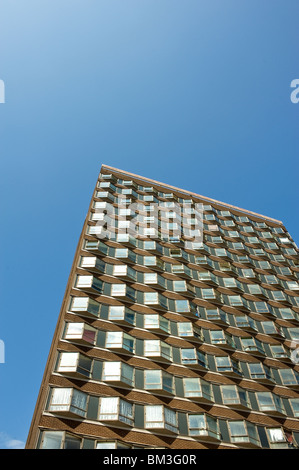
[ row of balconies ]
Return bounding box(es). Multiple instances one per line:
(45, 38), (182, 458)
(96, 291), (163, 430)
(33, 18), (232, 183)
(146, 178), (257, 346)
(45, 384), (298, 448)
(72, 273), (298, 316)
(55, 349), (299, 389)
(62, 315), (294, 363)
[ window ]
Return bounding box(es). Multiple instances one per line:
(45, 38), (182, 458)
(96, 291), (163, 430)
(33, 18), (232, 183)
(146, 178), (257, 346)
(181, 349), (207, 369)
(241, 337), (265, 356)
(48, 388), (88, 417)
(144, 405), (178, 434)
(144, 315), (170, 334)
(204, 308), (228, 324)
(253, 301), (273, 315)
(79, 256), (105, 274)
(144, 370), (174, 395)
(247, 363), (273, 382)
(270, 344), (290, 360)
(64, 322), (97, 345)
(143, 272), (166, 290)
(289, 398), (299, 417)
(108, 305), (135, 325)
(235, 316), (257, 331)
(112, 265), (136, 282)
(266, 428), (291, 449)
(278, 368), (299, 386)
(40, 431), (81, 449)
(228, 421), (260, 447)
(99, 397), (134, 426)
(183, 378), (213, 402)
(201, 288), (222, 302)
(56, 352), (92, 378)
(175, 300), (198, 316)
(144, 340), (172, 362)
(177, 322), (203, 341)
(110, 284), (136, 302)
(69, 296), (101, 318)
(102, 361), (134, 387)
(215, 356), (242, 376)
(173, 280), (195, 297)
(188, 414), (220, 440)
(256, 392), (285, 415)
(144, 292), (168, 310)
(143, 256), (165, 271)
(221, 385), (249, 409)
(209, 330), (235, 349)
(105, 331), (135, 354)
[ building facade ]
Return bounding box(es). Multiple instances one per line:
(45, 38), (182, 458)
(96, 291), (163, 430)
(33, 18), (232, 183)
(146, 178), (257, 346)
(26, 165), (299, 449)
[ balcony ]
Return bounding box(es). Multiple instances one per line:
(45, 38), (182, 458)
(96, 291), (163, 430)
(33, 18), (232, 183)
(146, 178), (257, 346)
(195, 256), (214, 269)
(222, 278), (244, 293)
(143, 240), (163, 255)
(256, 392), (286, 417)
(112, 265), (137, 282)
(228, 420), (260, 448)
(48, 388), (88, 418)
(110, 284), (136, 303)
(203, 308), (228, 326)
(145, 405), (178, 435)
(210, 330), (236, 351)
(69, 296), (101, 319)
(221, 385), (250, 411)
(172, 280), (195, 298)
(102, 361), (134, 388)
(63, 322), (97, 346)
(180, 348), (207, 370)
(143, 256), (165, 272)
(217, 261), (238, 276)
(114, 248), (137, 264)
(115, 233), (137, 248)
(84, 240), (108, 256)
(144, 340), (172, 363)
(234, 315), (257, 333)
(201, 288), (223, 305)
(79, 256), (105, 274)
(174, 299), (199, 317)
(143, 272), (166, 291)
(183, 378), (214, 404)
(144, 292), (168, 311)
(248, 363), (275, 384)
(108, 305), (136, 326)
(144, 369), (174, 396)
(169, 248), (189, 262)
(74, 275), (103, 295)
(144, 315), (170, 335)
(105, 331), (135, 355)
(171, 263), (192, 279)
(215, 356), (242, 377)
(98, 397), (134, 427)
(241, 337), (265, 357)
(197, 271), (218, 286)
(177, 322), (203, 343)
(188, 414), (221, 442)
(228, 295), (250, 312)
(94, 190), (114, 202)
(56, 352), (92, 379)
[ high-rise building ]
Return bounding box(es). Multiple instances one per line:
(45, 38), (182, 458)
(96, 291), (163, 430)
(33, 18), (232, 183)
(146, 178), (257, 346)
(26, 165), (299, 450)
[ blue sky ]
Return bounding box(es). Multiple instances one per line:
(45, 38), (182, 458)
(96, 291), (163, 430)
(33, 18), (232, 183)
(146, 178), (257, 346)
(0, 0), (298, 448)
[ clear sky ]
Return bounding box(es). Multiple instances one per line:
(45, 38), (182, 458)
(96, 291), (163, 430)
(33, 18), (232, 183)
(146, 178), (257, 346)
(0, 0), (298, 449)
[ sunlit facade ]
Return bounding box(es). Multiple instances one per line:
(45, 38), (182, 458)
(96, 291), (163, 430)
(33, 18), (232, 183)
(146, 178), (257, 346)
(26, 165), (299, 449)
